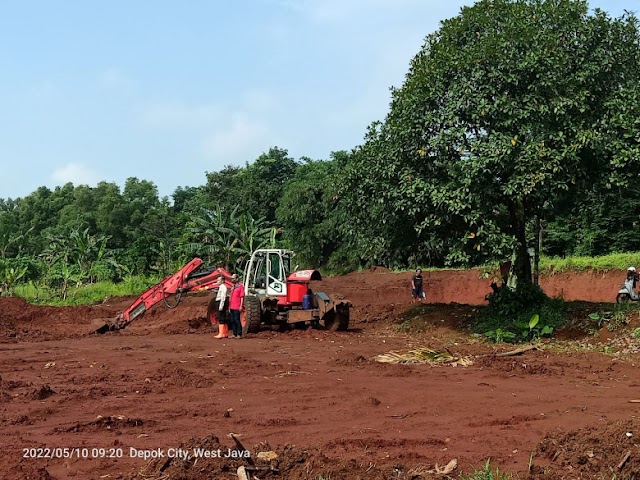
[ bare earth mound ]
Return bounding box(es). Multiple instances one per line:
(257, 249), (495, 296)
(1, 268), (639, 479)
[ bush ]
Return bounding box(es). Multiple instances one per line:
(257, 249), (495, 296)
(475, 282), (567, 343)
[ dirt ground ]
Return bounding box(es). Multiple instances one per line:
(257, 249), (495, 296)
(2, 268), (640, 479)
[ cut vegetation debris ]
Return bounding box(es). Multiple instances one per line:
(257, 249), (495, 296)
(375, 347), (473, 367)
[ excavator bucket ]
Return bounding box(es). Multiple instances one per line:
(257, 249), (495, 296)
(90, 318), (115, 335)
(90, 315), (125, 335)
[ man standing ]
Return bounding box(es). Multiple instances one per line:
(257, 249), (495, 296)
(214, 276), (229, 339)
(412, 268), (425, 303)
(229, 274), (245, 338)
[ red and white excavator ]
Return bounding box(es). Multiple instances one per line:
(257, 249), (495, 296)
(94, 249), (349, 334)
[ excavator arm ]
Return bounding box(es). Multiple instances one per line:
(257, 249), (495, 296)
(93, 258), (234, 333)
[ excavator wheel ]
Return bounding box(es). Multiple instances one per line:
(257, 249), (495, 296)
(206, 297), (221, 334)
(243, 296), (262, 335)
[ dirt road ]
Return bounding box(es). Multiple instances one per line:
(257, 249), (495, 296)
(1, 268), (639, 479)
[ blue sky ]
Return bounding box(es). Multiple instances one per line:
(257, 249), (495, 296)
(0, 0), (636, 200)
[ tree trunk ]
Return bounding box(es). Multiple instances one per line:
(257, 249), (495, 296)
(533, 215), (541, 285)
(510, 198), (532, 287)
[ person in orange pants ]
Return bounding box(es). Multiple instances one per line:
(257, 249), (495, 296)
(214, 276), (229, 338)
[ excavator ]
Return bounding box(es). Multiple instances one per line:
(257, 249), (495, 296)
(93, 249), (350, 334)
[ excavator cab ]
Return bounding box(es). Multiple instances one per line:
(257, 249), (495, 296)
(244, 249), (292, 297)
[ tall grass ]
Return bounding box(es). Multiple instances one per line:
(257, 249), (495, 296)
(539, 252), (640, 274)
(14, 275), (161, 306)
(396, 252), (640, 276)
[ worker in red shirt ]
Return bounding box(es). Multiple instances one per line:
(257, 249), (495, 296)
(229, 274), (245, 338)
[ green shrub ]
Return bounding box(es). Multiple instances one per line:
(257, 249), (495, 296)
(588, 303), (638, 332)
(475, 283), (566, 343)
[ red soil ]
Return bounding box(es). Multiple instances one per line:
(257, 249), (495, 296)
(0, 268), (638, 479)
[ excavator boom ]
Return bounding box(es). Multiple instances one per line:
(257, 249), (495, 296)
(93, 258), (233, 333)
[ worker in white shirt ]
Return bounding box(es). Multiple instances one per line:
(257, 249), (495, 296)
(213, 276), (229, 339)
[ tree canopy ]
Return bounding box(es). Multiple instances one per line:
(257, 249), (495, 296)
(342, 0), (640, 282)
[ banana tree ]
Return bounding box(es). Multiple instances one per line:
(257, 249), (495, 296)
(71, 227), (111, 284)
(48, 262), (81, 300)
(0, 263), (28, 297)
(185, 205), (241, 268)
(232, 212), (275, 268)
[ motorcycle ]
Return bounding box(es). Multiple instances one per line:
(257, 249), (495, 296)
(616, 276), (639, 303)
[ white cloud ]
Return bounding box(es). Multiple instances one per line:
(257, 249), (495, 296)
(51, 163), (100, 187)
(139, 90), (278, 130)
(138, 91), (280, 166)
(139, 101), (223, 129)
(202, 113), (271, 163)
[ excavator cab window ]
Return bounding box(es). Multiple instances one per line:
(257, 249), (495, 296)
(266, 252), (286, 295)
(282, 254), (291, 276)
(269, 253), (282, 280)
(254, 254), (267, 289)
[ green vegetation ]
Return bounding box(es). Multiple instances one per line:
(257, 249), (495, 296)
(14, 275), (160, 306)
(396, 305), (437, 334)
(476, 284), (567, 343)
(459, 460), (512, 480)
(587, 303), (638, 333)
(1, 1), (640, 306)
(540, 253), (640, 274)
(341, 0), (640, 281)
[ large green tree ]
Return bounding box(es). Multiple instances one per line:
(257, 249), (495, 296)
(277, 152), (349, 268)
(205, 147), (299, 224)
(343, 0), (640, 283)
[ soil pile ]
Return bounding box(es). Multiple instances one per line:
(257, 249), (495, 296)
(0, 296), (121, 341)
(536, 419), (640, 478)
(133, 434), (439, 480)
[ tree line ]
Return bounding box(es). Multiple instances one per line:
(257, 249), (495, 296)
(1, 0), (640, 297)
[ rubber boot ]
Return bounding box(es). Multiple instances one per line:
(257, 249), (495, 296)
(214, 323), (227, 339)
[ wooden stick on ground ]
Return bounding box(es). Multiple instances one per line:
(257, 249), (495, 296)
(494, 345), (539, 357)
(617, 451), (631, 470)
(229, 433), (256, 467)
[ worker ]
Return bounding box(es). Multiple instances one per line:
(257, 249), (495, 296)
(499, 260), (512, 286)
(411, 268), (425, 303)
(228, 274), (245, 339)
(627, 266), (638, 284)
(214, 276), (229, 339)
